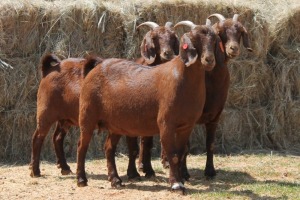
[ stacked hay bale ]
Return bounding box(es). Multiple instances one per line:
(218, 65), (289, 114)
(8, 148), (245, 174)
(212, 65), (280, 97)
(268, 6), (300, 150)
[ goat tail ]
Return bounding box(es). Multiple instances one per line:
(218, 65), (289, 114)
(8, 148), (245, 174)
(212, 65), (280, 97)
(40, 53), (61, 77)
(83, 56), (103, 78)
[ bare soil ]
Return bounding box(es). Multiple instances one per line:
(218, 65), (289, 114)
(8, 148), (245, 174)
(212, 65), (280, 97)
(0, 153), (299, 199)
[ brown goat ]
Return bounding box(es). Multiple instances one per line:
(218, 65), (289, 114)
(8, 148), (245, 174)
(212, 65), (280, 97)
(29, 21), (179, 178)
(156, 13), (253, 179)
(76, 20), (222, 193)
(104, 21), (179, 180)
(29, 55), (102, 177)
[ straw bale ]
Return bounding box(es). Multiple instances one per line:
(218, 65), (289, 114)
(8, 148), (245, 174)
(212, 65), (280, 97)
(215, 106), (274, 152)
(227, 60), (273, 108)
(188, 106), (273, 154)
(267, 7), (300, 150)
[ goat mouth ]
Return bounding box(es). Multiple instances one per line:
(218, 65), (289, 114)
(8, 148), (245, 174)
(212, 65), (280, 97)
(160, 54), (175, 61)
(227, 52), (239, 58)
(202, 63), (215, 71)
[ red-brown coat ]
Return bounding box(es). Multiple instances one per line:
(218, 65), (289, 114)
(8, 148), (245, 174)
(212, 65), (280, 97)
(76, 22), (220, 194)
(30, 55), (101, 177)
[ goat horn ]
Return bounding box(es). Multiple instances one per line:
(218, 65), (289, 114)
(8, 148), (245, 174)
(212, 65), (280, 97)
(206, 19), (212, 26)
(233, 14), (239, 22)
(208, 13), (226, 22)
(165, 21), (173, 28)
(137, 22), (159, 30)
(174, 21), (196, 30)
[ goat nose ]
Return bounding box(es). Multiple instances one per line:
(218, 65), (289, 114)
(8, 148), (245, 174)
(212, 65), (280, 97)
(164, 50), (173, 56)
(205, 56), (214, 64)
(230, 46), (238, 51)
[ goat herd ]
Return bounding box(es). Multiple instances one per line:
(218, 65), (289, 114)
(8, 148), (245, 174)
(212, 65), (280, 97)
(29, 13), (253, 194)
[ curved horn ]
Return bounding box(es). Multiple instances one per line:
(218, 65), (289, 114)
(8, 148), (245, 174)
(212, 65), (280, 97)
(137, 22), (159, 30)
(206, 19), (212, 26)
(233, 14), (239, 22)
(174, 20), (196, 30)
(208, 13), (226, 22)
(165, 21), (173, 28)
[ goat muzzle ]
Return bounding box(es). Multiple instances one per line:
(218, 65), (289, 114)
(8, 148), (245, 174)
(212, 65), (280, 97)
(160, 49), (175, 61)
(201, 54), (215, 71)
(226, 42), (240, 58)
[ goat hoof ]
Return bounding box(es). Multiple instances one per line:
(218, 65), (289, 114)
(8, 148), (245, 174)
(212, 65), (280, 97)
(145, 171), (156, 179)
(61, 169), (73, 175)
(171, 182), (186, 195)
(204, 167), (216, 179)
(128, 173), (141, 181)
(77, 177), (88, 187)
(30, 170), (41, 177)
(111, 177), (124, 188)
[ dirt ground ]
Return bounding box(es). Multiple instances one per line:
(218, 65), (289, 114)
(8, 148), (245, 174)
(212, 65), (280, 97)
(0, 153), (299, 199)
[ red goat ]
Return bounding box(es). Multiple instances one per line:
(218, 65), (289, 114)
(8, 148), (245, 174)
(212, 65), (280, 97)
(104, 21), (179, 180)
(29, 55), (102, 177)
(76, 19), (222, 194)
(29, 21), (179, 178)
(156, 13), (253, 179)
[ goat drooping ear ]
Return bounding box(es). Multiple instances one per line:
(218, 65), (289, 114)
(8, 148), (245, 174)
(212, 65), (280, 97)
(241, 26), (253, 52)
(137, 21), (159, 64)
(140, 32), (156, 64)
(179, 33), (198, 67)
(215, 36), (226, 66)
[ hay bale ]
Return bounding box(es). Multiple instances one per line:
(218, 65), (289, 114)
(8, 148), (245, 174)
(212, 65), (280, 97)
(216, 106), (274, 152)
(267, 7), (300, 150)
(227, 60), (273, 108)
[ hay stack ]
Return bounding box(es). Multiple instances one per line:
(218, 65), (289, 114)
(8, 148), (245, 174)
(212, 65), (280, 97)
(0, 0), (300, 161)
(267, 6), (300, 149)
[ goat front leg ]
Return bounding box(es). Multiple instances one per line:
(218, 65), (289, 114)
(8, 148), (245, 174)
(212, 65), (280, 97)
(104, 133), (123, 187)
(139, 136), (155, 178)
(160, 124), (190, 194)
(52, 121), (72, 175)
(204, 122), (218, 178)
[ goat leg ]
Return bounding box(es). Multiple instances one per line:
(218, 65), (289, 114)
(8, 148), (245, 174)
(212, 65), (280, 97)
(125, 136), (141, 180)
(204, 122), (218, 178)
(52, 121), (72, 175)
(105, 133), (124, 187)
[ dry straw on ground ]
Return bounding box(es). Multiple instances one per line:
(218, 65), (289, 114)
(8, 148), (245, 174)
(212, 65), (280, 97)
(0, 0), (299, 162)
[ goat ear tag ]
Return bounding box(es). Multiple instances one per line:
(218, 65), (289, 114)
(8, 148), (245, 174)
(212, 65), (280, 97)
(219, 42), (224, 53)
(182, 43), (188, 50)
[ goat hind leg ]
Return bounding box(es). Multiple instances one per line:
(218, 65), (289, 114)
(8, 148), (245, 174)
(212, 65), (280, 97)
(52, 121), (72, 175)
(126, 136), (141, 180)
(140, 136), (155, 178)
(30, 123), (52, 177)
(104, 133), (123, 187)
